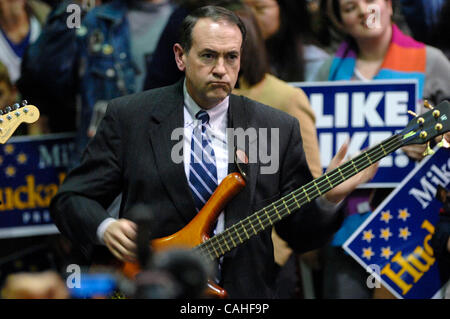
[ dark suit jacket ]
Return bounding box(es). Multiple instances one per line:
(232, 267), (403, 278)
(50, 79), (343, 298)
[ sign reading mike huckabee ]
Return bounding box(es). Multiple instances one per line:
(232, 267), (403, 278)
(0, 133), (75, 238)
(343, 146), (450, 298)
(291, 80), (419, 188)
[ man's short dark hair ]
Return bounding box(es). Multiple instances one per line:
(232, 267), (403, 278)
(179, 5), (246, 52)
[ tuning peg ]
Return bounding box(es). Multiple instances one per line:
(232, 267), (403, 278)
(5, 106), (12, 113)
(13, 103), (20, 110)
(21, 100), (28, 106)
(408, 110), (418, 117)
(422, 142), (435, 156)
(424, 100), (434, 110)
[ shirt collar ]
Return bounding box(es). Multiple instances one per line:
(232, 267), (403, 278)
(183, 79), (229, 127)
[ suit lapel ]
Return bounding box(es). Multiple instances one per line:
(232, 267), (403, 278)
(148, 80), (197, 223)
(225, 95), (259, 231)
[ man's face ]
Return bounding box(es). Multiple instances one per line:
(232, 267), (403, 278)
(174, 18), (242, 109)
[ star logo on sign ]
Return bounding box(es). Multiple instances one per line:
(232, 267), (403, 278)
(362, 247), (375, 260)
(380, 210), (392, 224)
(17, 152), (27, 164)
(362, 229), (375, 243)
(399, 227), (411, 240)
(4, 144), (14, 155)
(397, 208), (410, 222)
(380, 227), (392, 241)
(5, 165), (16, 177)
(380, 246), (393, 260)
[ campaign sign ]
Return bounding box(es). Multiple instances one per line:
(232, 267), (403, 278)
(291, 80), (419, 187)
(0, 133), (75, 238)
(343, 146), (450, 299)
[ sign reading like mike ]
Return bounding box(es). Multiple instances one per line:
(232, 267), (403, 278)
(343, 146), (450, 299)
(291, 80), (419, 187)
(0, 133), (75, 238)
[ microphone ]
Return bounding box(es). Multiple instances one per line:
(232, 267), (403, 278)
(126, 204), (154, 269)
(126, 204), (212, 298)
(152, 249), (213, 298)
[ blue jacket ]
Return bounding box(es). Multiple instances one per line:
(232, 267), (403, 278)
(76, 1), (137, 163)
(21, 1), (137, 164)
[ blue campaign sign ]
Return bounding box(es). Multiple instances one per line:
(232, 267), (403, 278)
(291, 80), (419, 187)
(0, 133), (75, 238)
(343, 146), (450, 299)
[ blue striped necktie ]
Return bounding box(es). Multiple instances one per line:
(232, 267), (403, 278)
(188, 110), (218, 212)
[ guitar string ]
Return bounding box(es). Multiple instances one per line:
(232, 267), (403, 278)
(197, 136), (403, 260)
(196, 134), (404, 260)
(195, 134), (403, 260)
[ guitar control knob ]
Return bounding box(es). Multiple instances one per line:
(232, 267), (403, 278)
(420, 131), (428, 139)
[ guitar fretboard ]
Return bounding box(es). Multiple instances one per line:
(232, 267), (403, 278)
(194, 133), (404, 260)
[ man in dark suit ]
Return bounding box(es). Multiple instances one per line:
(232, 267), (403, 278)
(50, 5), (377, 298)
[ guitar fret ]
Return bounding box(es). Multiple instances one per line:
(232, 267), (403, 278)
(215, 236), (225, 255)
(302, 187), (310, 201)
(229, 229), (237, 247)
(242, 222), (250, 239)
(351, 160), (358, 173)
(256, 215), (265, 229)
(380, 143), (387, 156)
(292, 193), (301, 208)
(314, 181), (322, 195)
(325, 174), (333, 189)
(210, 242), (220, 258)
(264, 209), (273, 225)
(281, 201), (287, 218)
(235, 228), (243, 243)
(364, 152), (373, 164)
(204, 248), (215, 261)
(337, 167), (345, 181)
(223, 236), (231, 251)
(250, 221), (257, 235)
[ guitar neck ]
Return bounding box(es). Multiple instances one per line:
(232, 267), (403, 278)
(195, 133), (404, 260)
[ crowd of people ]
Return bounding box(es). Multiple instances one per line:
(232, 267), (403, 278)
(1, 0), (450, 299)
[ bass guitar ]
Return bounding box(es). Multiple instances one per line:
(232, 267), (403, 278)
(122, 100), (450, 298)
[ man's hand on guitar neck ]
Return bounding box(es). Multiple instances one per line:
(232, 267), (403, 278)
(323, 141), (379, 204)
(103, 219), (138, 263)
